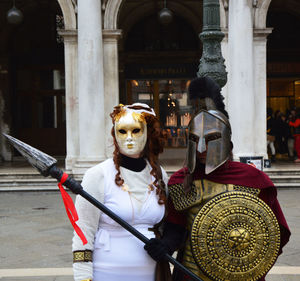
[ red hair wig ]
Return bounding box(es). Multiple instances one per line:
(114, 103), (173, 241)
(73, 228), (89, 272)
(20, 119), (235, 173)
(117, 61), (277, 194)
(110, 104), (166, 204)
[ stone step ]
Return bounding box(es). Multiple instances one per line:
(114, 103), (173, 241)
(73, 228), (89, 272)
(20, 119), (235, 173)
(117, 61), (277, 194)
(0, 174), (83, 191)
(0, 173), (83, 180)
(0, 185), (59, 192)
(264, 169), (300, 176)
(268, 175), (300, 182)
(0, 173), (41, 178)
(0, 175), (54, 181)
(0, 178), (58, 191)
(273, 182), (300, 188)
(0, 178), (56, 183)
(0, 169), (299, 191)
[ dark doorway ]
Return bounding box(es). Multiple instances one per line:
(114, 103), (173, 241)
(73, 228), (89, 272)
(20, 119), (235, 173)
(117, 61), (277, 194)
(1, 0), (66, 156)
(266, 1), (300, 114)
(119, 11), (201, 149)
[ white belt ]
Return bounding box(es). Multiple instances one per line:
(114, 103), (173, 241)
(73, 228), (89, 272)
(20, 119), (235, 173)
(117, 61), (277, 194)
(94, 223), (154, 251)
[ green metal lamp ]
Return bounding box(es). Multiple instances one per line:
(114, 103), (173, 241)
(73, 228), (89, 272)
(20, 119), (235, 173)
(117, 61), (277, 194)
(198, 0), (227, 88)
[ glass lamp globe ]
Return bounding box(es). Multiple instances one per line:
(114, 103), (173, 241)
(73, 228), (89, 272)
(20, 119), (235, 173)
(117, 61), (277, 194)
(158, 8), (173, 25)
(7, 6), (23, 25)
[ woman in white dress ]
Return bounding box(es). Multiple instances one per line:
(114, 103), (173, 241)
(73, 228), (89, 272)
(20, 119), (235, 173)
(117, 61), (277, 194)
(72, 103), (169, 281)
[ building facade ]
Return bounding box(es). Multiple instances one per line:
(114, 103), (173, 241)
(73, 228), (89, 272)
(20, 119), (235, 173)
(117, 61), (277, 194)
(0, 0), (299, 174)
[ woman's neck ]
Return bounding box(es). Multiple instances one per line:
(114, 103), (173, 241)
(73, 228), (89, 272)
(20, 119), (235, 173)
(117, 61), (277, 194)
(120, 154), (146, 172)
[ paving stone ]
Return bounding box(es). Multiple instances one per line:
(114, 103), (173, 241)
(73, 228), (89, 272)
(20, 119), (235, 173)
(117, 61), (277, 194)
(0, 187), (298, 280)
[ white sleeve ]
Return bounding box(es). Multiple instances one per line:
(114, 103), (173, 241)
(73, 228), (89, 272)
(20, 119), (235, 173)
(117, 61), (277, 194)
(72, 165), (105, 281)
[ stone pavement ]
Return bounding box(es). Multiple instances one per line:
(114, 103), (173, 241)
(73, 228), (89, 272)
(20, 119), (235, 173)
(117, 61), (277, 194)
(0, 189), (299, 281)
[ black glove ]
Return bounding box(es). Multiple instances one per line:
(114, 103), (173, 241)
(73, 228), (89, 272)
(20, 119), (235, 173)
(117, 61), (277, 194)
(144, 238), (170, 262)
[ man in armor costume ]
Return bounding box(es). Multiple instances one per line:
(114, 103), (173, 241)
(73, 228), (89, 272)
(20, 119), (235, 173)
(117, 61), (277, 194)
(144, 77), (290, 281)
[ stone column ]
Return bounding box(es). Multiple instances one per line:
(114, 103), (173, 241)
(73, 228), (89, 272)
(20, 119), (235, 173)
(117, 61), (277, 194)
(220, 29), (229, 106)
(75, 0), (105, 173)
(102, 29), (122, 158)
(58, 29), (79, 172)
(220, 2), (229, 109)
(253, 28), (273, 160)
(227, 0), (255, 160)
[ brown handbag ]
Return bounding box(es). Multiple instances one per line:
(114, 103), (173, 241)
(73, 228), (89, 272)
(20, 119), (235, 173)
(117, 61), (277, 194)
(267, 134), (275, 142)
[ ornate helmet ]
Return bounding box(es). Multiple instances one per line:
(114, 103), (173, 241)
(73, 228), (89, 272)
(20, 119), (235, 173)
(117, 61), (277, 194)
(186, 77), (232, 174)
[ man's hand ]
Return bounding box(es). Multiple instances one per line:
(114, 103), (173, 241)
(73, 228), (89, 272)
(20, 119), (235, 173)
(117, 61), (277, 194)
(144, 238), (170, 262)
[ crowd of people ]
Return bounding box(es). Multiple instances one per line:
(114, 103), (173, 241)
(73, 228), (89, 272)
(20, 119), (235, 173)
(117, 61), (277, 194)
(267, 107), (300, 162)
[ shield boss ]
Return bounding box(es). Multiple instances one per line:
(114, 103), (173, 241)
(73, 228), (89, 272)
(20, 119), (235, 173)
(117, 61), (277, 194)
(191, 191), (280, 281)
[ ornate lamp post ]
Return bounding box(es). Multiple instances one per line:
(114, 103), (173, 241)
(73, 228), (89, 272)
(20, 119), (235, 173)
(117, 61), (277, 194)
(197, 0), (227, 88)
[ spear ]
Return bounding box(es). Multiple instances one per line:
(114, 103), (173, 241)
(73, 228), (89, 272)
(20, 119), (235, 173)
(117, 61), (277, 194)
(3, 134), (203, 281)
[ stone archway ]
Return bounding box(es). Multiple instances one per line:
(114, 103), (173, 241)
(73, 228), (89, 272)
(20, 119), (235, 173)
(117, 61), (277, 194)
(266, 0), (300, 132)
(119, 2), (203, 39)
(102, 0), (123, 158)
(56, 0), (77, 29)
(254, 0), (272, 28)
(103, 0), (122, 30)
(104, 0), (227, 32)
(102, 0), (228, 161)
(252, 0), (273, 161)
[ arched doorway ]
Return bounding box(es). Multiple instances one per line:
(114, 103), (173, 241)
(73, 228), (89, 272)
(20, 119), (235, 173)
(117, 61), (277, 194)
(0, 0), (66, 159)
(266, 0), (300, 159)
(266, 0), (300, 114)
(118, 2), (202, 151)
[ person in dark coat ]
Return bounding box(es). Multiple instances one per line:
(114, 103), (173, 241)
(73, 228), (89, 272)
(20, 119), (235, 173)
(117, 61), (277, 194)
(275, 112), (290, 155)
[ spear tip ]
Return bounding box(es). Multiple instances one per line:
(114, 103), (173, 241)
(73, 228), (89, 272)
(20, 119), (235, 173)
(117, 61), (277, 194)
(3, 134), (57, 177)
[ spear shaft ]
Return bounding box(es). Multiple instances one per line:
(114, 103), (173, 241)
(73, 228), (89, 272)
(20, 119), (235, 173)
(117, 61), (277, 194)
(49, 165), (203, 281)
(4, 134), (203, 281)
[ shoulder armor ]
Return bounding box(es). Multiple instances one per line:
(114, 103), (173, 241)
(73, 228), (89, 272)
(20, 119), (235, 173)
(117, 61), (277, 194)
(169, 180), (260, 211)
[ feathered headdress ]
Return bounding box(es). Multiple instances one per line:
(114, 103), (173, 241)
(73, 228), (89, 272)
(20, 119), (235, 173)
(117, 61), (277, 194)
(188, 76), (229, 118)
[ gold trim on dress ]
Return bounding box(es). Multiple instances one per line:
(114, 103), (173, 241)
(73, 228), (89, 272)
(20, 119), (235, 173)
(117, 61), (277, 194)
(73, 250), (93, 263)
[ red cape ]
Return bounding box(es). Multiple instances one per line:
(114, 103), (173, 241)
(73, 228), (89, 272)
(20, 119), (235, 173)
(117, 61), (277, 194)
(167, 160), (290, 257)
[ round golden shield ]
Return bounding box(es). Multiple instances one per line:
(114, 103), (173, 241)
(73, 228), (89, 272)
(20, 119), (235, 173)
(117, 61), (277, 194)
(191, 191), (281, 281)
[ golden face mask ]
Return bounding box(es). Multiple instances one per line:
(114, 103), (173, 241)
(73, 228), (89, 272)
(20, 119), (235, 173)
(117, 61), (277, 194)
(114, 111), (147, 158)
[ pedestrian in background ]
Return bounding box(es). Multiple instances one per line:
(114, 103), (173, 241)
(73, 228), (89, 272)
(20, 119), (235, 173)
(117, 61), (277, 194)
(276, 112), (290, 155)
(289, 109), (300, 163)
(267, 107), (276, 162)
(286, 109), (296, 160)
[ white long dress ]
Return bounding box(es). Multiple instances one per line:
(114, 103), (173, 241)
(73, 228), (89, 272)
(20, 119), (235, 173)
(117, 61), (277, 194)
(72, 158), (167, 281)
